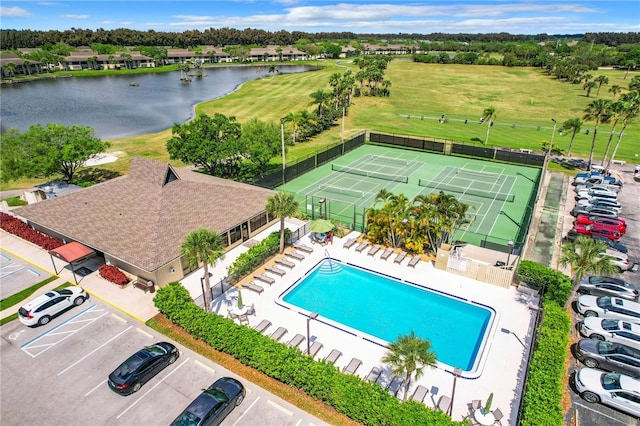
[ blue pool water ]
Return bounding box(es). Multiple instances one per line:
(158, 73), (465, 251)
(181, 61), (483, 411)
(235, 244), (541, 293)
(281, 259), (493, 372)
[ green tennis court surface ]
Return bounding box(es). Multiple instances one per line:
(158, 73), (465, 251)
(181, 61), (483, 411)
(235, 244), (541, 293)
(278, 144), (540, 248)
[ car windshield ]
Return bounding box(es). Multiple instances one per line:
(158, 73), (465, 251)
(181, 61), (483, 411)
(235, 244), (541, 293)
(144, 345), (167, 357)
(596, 297), (613, 309)
(602, 319), (620, 331)
(58, 289), (73, 296)
(205, 389), (229, 403)
(601, 373), (622, 391)
(171, 410), (201, 426)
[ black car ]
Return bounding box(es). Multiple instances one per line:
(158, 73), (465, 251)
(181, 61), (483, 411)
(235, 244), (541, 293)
(170, 377), (245, 426)
(592, 235), (628, 254)
(574, 339), (640, 378)
(108, 342), (179, 395)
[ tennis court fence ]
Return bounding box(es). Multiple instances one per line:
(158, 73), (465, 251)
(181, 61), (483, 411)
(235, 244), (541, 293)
(418, 179), (515, 202)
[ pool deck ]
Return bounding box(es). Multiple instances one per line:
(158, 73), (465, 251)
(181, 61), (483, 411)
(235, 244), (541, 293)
(181, 221), (539, 425)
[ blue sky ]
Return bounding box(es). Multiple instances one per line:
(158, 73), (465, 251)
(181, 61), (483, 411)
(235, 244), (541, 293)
(1, 1), (638, 35)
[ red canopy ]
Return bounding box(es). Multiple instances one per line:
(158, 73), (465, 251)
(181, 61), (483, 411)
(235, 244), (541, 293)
(49, 242), (95, 263)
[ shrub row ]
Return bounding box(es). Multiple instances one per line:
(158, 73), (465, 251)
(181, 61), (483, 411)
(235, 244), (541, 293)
(226, 230), (288, 282)
(154, 282), (460, 426)
(98, 264), (130, 285)
(0, 212), (64, 250)
(517, 260), (573, 306)
(519, 302), (571, 426)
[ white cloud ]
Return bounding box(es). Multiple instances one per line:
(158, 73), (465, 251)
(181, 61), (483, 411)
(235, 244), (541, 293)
(0, 6), (30, 17)
(61, 14), (89, 19)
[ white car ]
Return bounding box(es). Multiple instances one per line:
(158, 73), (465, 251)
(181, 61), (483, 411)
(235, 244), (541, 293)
(576, 295), (640, 322)
(579, 318), (640, 349)
(575, 367), (640, 418)
(18, 287), (88, 326)
(597, 250), (634, 273)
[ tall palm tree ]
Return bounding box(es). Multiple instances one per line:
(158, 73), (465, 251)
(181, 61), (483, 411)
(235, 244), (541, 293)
(608, 85), (622, 100)
(560, 118), (583, 157)
(265, 191), (299, 253)
(606, 91), (640, 170)
(600, 101), (623, 166)
(309, 89), (331, 117)
(593, 75), (609, 99)
(583, 80), (597, 97)
(481, 106), (496, 145)
(181, 228), (225, 312)
(382, 330), (437, 401)
(583, 99), (611, 170)
(559, 236), (616, 304)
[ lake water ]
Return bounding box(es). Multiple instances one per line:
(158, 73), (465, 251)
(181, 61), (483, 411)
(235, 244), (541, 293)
(0, 65), (317, 139)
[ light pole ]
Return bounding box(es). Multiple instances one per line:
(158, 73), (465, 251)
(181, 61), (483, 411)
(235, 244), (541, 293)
(549, 118), (557, 157)
(506, 240), (514, 267)
(280, 119), (286, 185)
(318, 198), (326, 220)
(306, 312), (318, 354)
(449, 367), (462, 416)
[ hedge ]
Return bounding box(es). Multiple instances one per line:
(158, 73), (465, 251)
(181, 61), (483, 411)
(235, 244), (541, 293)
(227, 230), (288, 282)
(519, 302), (571, 426)
(517, 260), (573, 306)
(154, 282), (461, 426)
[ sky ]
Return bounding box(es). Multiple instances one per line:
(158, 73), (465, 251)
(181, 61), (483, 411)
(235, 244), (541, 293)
(1, 1), (638, 35)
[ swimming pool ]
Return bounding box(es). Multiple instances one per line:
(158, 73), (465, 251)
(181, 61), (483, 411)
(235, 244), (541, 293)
(279, 259), (494, 373)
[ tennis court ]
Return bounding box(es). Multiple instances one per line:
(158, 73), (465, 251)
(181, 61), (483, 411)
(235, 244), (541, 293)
(278, 144), (540, 248)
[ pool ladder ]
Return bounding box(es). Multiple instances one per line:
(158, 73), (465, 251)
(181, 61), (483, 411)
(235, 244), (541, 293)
(319, 251), (342, 275)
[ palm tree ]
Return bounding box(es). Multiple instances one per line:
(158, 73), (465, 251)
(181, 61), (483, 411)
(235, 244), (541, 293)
(560, 118), (583, 157)
(609, 85), (622, 100)
(583, 80), (597, 97)
(265, 191), (299, 253)
(480, 106), (496, 145)
(583, 99), (611, 170)
(309, 89), (331, 117)
(606, 91), (640, 170)
(600, 101), (623, 166)
(559, 236), (616, 304)
(593, 75), (609, 99)
(382, 330), (437, 401)
(181, 228), (225, 312)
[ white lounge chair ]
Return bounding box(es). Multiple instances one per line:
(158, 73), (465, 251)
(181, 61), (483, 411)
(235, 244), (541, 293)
(243, 281), (264, 294)
(325, 349), (342, 364)
(265, 266), (286, 276)
(380, 248), (394, 260)
(387, 375), (405, 397)
(305, 341), (323, 357)
(287, 333), (305, 348)
(285, 251), (305, 261)
(411, 385), (428, 402)
(254, 274), (275, 285)
(365, 366), (382, 383)
(355, 242), (368, 253)
(253, 319), (271, 333)
(342, 357), (362, 374)
(408, 255), (421, 268)
(343, 238), (357, 249)
(394, 251), (407, 264)
(294, 242), (314, 253)
(275, 258), (295, 269)
(368, 245), (381, 256)
(437, 395), (452, 413)
(270, 327), (287, 341)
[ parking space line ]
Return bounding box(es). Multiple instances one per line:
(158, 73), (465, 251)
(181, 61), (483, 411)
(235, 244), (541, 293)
(111, 313), (127, 323)
(85, 379), (108, 396)
(267, 399), (293, 416)
(194, 359), (215, 374)
(573, 402), (631, 424)
(57, 326), (133, 376)
(231, 396), (260, 426)
(116, 357), (191, 420)
(135, 327), (153, 338)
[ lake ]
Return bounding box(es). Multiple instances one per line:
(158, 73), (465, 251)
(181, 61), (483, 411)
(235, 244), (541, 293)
(0, 65), (317, 139)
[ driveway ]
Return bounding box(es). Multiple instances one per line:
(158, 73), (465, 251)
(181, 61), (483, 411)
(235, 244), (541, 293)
(0, 297), (328, 425)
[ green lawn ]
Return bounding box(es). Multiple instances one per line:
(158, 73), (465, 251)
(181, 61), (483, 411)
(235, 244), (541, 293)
(2, 60), (638, 190)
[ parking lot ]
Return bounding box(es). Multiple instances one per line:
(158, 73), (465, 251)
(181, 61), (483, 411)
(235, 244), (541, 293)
(0, 249), (53, 300)
(0, 298), (328, 425)
(565, 166), (640, 424)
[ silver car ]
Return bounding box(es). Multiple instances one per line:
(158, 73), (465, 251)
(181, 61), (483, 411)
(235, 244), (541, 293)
(579, 318), (640, 349)
(578, 276), (639, 301)
(576, 295), (640, 321)
(575, 339), (640, 378)
(18, 286), (88, 326)
(575, 367), (640, 418)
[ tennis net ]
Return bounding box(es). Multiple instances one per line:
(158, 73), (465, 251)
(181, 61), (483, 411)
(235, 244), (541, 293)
(418, 179), (515, 202)
(455, 168), (503, 180)
(332, 164), (409, 183)
(319, 184), (365, 198)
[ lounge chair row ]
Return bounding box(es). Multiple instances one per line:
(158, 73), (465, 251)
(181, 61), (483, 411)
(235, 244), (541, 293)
(345, 241), (421, 267)
(252, 319), (329, 359)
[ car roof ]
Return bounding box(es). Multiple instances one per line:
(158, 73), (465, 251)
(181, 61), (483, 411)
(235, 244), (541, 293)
(21, 290), (62, 310)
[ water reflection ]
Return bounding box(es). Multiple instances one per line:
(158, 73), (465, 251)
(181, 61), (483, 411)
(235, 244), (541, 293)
(1, 65), (317, 139)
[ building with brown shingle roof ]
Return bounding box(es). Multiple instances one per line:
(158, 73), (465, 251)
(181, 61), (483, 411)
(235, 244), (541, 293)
(13, 157), (276, 286)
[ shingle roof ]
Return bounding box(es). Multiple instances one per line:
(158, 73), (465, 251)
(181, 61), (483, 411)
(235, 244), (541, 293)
(14, 157), (274, 272)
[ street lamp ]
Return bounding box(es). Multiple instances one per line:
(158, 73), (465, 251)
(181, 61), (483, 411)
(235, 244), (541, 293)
(449, 367), (462, 416)
(549, 118), (557, 157)
(318, 198), (326, 219)
(306, 312), (318, 354)
(506, 240), (514, 267)
(280, 119), (286, 185)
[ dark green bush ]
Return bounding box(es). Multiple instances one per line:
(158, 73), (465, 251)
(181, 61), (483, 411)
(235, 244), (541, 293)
(154, 282), (460, 426)
(226, 230), (288, 281)
(520, 302), (570, 426)
(517, 260), (572, 306)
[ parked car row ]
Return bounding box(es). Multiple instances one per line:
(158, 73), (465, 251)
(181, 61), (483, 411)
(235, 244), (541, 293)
(568, 172), (638, 273)
(18, 288), (245, 425)
(573, 274), (640, 418)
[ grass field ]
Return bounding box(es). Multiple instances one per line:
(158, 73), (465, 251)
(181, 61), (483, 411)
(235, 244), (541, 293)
(2, 59), (638, 190)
